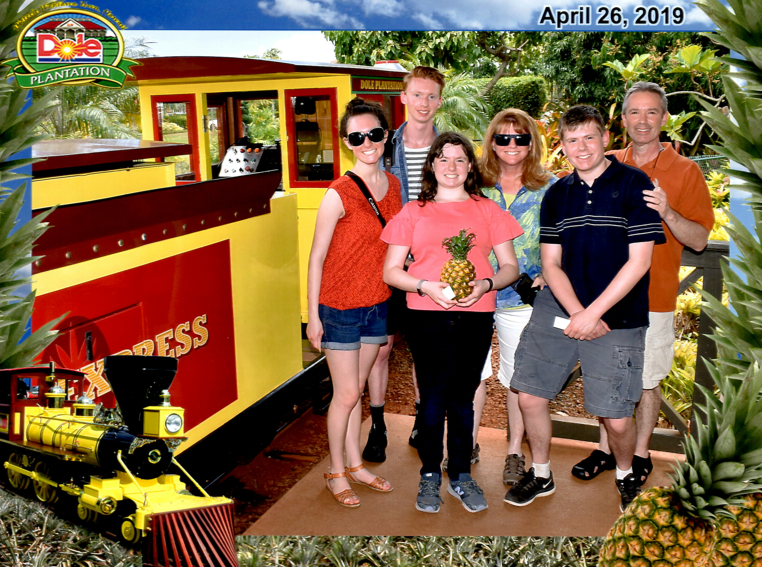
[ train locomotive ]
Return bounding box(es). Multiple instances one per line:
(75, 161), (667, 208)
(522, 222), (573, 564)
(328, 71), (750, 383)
(0, 355), (237, 567)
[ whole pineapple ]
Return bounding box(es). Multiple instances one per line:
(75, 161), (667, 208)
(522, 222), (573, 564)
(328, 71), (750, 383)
(441, 229), (477, 300)
(599, 364), (762, 567)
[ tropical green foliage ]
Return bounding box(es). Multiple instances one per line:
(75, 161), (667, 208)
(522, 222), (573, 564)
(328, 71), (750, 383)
(481, 75), (548, 119)
(29, 36), (154, 139)
(243, 100), (280, 144)
(237, 536), (604, 566)
(694, 0), (762, 382)
(433, 70), (491, 140)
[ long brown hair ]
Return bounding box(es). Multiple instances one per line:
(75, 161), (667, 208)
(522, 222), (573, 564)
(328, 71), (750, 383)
(479, 108), (551, 191)
(418, 132), (484, 205)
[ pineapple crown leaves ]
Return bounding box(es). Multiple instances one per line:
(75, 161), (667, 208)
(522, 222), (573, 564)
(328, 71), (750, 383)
(696, 0), (762, 69)
(0, 87), (59, 189)
(673, 362), (762, 520)
(698, 79), (762, 180)
(441, 228), (476, 260)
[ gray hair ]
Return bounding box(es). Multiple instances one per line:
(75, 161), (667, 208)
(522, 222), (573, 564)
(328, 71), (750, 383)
(623, 81), (668, 115)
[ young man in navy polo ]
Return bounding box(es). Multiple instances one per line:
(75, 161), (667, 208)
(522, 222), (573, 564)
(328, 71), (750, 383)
(504, 105), (665, 512)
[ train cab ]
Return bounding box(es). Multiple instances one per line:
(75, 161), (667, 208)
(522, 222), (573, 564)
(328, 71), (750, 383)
(0, 364), (86, 443)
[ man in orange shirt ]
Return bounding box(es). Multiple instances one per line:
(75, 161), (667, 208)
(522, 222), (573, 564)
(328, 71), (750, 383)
(571, 82), (715, 485)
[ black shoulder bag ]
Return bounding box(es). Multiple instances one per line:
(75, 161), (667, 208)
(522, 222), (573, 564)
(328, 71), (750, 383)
(345, 170), (386, 228)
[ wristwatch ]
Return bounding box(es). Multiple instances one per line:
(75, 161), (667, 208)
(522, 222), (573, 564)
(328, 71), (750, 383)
(417, 279), (427, 296)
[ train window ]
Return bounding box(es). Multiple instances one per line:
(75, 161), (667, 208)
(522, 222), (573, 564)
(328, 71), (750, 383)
(17, 377), (40, 400)
(285, 89), (340, 188)
(207, 105), (226, 164)
(240, 99), (280, 145)
(151, 95), (201, 184)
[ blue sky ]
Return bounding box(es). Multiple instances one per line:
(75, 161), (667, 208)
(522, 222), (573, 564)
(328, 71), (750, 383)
(100, 0), (714, 32)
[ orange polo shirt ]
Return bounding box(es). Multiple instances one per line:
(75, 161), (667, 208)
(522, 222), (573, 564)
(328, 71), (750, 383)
(611, 143), (715, 312)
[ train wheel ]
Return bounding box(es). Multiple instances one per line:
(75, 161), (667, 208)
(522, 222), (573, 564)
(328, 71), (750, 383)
(6, 452), (33, 491)
(121, 518), (142, 544)
(77, 503), (97, 523)
(32, 461), (58, 504)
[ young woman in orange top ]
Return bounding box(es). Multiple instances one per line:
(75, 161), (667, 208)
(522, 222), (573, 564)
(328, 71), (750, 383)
(306, 98), (402, 507)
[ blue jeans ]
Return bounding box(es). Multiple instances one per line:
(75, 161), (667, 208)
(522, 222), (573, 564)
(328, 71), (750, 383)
(318, 302), (388, 350)
(406, 309), (494, 479)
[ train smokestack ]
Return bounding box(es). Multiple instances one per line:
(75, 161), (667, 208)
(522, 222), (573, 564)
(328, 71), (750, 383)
(104, 355), (178, 435)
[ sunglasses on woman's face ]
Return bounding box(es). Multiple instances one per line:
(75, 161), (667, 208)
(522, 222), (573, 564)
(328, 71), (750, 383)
(346, 127), (385, 147)
(493, 133), (531, 146)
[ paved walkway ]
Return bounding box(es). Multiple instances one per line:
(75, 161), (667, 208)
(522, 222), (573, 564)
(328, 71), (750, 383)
(245, 414), (681, 536)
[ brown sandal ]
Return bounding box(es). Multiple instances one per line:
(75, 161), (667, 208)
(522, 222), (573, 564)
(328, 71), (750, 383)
(324, 471), (360, 507)
(345, 464), (393, 493)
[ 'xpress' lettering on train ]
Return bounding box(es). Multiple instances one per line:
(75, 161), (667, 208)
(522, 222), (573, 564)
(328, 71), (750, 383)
(538, 5), (686, 29)
(78, 315), (210, 399)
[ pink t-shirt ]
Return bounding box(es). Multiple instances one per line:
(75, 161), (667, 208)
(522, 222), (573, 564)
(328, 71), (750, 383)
(381, 196), (523, 312)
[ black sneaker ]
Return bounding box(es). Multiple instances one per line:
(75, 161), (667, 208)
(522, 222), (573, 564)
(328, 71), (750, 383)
(504, 468), (555, 506)
(416, 472), (443, 513)
(632, 454), (653, 486)
(447, 473), (488, 513)
(616, 473), (642, 512)
(362, 424), (387, 463)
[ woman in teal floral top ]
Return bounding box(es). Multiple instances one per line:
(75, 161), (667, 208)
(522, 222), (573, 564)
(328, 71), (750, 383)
(478, 108), (557, 486)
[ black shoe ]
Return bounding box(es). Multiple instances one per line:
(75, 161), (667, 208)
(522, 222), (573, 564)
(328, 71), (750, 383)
(632, 454), (653, 486)
(571, 449), (616, 481)
(409, 419), (422, 449)
(362, 424), (387, 463)
(616, 473), (642, 512)
(504, 468), (555, 506)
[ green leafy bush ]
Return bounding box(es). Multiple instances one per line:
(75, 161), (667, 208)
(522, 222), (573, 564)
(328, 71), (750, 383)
(164, 114), (187, 130)
(482, 76), (548, 119)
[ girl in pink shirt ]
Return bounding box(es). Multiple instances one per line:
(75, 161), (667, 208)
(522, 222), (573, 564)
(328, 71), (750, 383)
(382, 132), (522, 513)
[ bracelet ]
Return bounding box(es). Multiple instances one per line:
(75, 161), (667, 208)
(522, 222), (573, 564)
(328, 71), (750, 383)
(417, 279), (427, 296)
(485, 278), (494, 292)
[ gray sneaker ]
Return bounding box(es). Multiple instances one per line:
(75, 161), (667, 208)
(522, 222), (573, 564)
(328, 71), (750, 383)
(503, 453), (526, 485)
(447, 473), (488, 513)
(416, 473), (443, 513)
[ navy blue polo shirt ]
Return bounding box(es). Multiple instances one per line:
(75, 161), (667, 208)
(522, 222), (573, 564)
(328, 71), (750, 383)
(540, 156), (666, 329)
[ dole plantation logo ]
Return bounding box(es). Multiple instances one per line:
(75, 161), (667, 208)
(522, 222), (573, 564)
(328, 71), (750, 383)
(1, 8), (140, 89)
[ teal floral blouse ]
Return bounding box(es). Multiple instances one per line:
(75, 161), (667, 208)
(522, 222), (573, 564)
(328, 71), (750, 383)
(483, 174), (558, 310)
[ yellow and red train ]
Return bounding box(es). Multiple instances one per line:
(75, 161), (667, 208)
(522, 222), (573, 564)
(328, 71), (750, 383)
(25, 57), (408, 489)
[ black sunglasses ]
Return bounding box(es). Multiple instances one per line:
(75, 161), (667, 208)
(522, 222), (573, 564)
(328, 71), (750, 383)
(493, 133), (532, 146)
(346, 127), (385, 147)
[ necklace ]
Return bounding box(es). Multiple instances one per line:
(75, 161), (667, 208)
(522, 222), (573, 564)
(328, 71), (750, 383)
(625, 144), (665, 181)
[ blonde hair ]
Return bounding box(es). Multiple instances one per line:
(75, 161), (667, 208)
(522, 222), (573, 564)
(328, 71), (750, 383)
(479, 108), (550, 191)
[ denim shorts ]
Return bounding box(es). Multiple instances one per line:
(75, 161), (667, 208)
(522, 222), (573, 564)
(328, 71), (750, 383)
(318, 302), (388, 351)
(511, 288), (645, 419)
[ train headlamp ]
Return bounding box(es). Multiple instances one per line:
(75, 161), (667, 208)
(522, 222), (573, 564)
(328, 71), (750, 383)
(165, 413), (183, 434)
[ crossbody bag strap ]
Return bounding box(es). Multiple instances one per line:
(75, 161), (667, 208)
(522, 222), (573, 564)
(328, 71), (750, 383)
(345, 170), (386, 228)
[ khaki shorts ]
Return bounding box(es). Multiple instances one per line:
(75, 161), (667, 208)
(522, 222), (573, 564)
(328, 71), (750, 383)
(642, 311), (675, 389)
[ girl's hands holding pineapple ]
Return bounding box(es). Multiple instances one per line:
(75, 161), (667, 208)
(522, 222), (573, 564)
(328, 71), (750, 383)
(420, 280), (459, 310)
(458, 279), (493, 307)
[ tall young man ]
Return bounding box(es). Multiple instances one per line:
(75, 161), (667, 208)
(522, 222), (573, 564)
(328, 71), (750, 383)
(571, 82), (715, 485)
(362, 66), (444, 462)
(504, 105), (665, 512)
